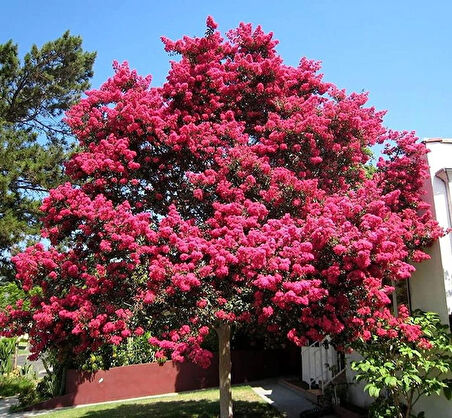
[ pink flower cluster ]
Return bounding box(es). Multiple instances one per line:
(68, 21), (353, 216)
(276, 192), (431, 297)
(359, 305), (432, 351)
(1, 17), (443, 366)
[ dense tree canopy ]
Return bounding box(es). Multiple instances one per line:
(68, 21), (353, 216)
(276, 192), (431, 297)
(0, 17), (443, 416)
(0, 32), (95, 281)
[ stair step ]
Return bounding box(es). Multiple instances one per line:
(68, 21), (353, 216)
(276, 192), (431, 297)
(279, 379), (324, 405)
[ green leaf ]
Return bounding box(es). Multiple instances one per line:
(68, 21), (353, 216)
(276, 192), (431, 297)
(412, 375), (422, 384)
(369, 386), (381, 398)
(384, 376), (398, 387)
(360, 363), (370, 372)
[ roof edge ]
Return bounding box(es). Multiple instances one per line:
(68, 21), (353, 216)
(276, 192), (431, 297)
(423, 138), (452, 144)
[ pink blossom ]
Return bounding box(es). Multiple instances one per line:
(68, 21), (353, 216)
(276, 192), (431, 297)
(1, 19), (443, 369)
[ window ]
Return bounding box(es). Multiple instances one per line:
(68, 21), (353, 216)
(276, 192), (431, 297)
(391, 279), (411, 315)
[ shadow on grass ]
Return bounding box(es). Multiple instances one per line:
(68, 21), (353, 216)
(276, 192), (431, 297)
(77, 399), (282, 418)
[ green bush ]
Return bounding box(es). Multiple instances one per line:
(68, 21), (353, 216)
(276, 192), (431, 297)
(368, 397), (406, 418)
(16, 383), (39, 409)
(0, 282), (25, 310)
(0, 337), (40, 411)
(36, 370), (64, 400)
(77, 334), (157, 372)
(352, 310), (452, 418)
(0, 337), (16, 375)
(19, 362), (37, 379)
(0, 373), (35, 397)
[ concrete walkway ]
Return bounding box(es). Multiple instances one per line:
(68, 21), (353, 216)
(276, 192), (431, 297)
(0, 397), (29, 418)
(251, 379), (337, 418)
(0, 397), (16, 418)
(0, 397), (45, 418)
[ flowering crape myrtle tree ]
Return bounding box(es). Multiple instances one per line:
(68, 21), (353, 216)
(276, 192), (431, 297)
(1, 17), (443, 417)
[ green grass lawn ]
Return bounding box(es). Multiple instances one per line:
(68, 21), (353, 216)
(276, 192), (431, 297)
(37, 385), (283, 417)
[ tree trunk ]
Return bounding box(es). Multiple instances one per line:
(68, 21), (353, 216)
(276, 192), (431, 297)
(216, 324), (233, 418)
(405, 390), (414, 418)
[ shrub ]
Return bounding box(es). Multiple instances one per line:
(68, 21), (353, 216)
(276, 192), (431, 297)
(0, 373), (35, 397)
(352, 310), (452, 418)
(0, 337), (16, 374)
(76, 333), (157, 372)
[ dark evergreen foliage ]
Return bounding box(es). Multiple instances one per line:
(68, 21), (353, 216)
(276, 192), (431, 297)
(0, 32), (95, 281)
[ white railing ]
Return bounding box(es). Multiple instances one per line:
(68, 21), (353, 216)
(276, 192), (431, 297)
(301, 338), (345, 392)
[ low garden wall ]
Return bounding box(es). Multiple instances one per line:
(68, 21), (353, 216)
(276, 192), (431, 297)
(32, 348), (300, 410)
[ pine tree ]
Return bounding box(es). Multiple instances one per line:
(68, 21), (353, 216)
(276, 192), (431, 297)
(0, 31), (95, 282)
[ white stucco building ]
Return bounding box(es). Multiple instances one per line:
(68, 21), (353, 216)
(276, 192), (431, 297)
(410, 138), (452, 327)
(302, 138), (452, 416)
(406, 138), (452, 417)
(347, 138), (452, 416)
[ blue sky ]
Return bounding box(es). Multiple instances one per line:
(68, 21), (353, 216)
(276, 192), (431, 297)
(2, 0), (451, 140)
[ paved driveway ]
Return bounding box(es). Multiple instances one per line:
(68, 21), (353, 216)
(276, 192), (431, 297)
(251, 379), (338, 418)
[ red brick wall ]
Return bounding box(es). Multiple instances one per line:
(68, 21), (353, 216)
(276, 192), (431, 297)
(31, 348), (300, 410)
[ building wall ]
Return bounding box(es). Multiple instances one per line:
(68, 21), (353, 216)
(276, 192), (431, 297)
(345, 351), (373, 409)
(344, 140), (452, 415)
(409, 140), (452, 418)
(410, 141), (452, 324)
(410, 243), (450, 325)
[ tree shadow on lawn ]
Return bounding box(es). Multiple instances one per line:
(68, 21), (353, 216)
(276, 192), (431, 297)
(78, 399), (282, 418)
